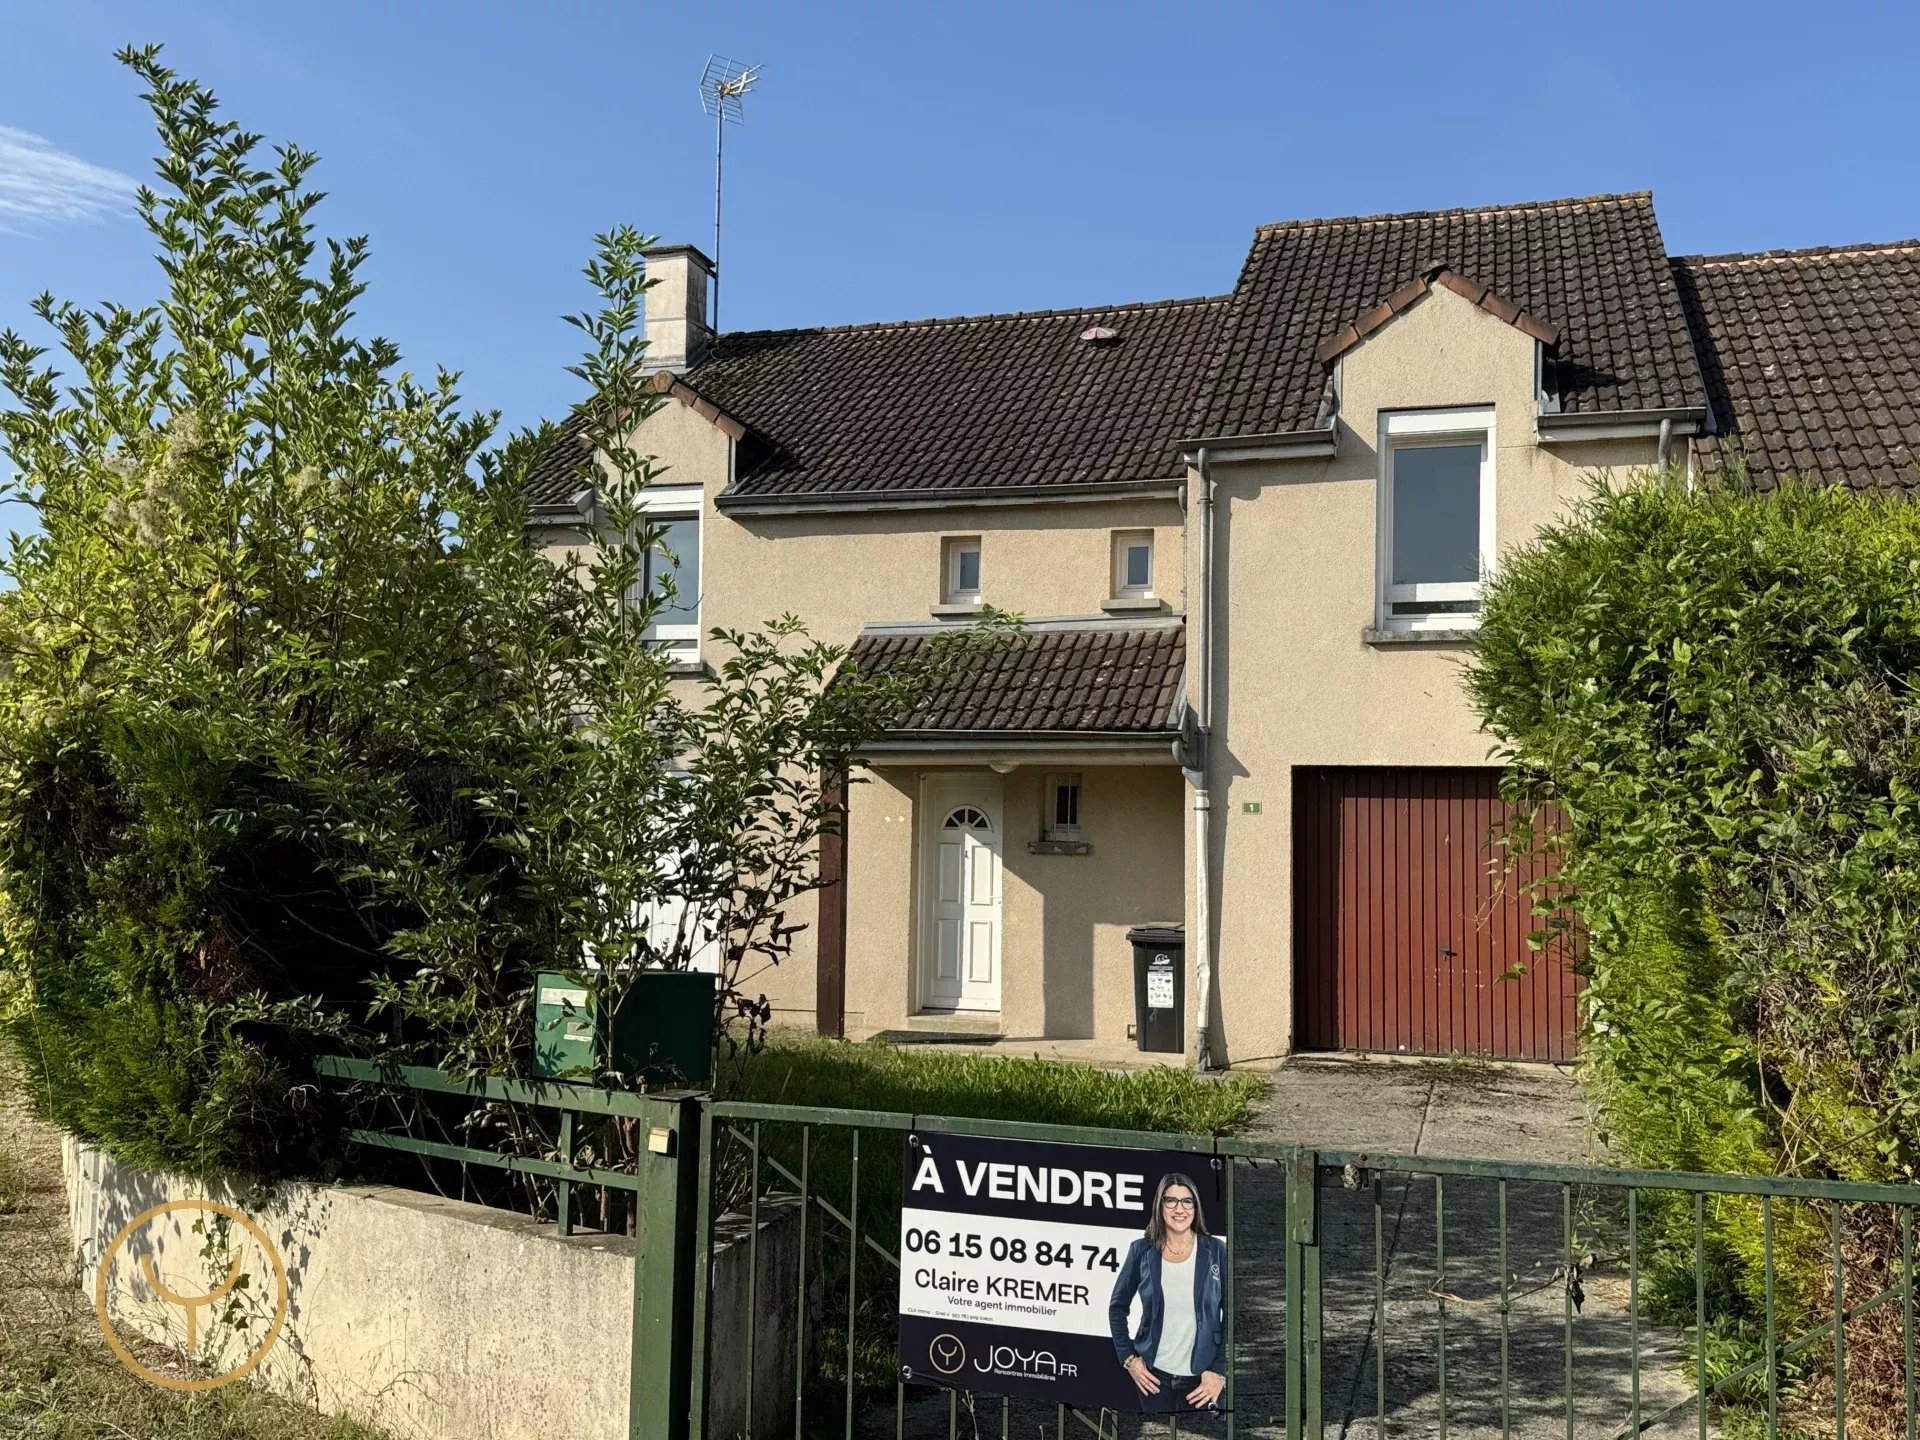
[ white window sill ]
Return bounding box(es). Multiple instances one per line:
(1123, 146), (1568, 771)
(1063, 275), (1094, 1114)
(931, 601), (985, 618)
(1100, 595), (1165, 613)
(1362, 626), (1479, 647)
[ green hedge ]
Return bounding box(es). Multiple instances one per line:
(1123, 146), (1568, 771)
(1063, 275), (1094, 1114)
(1470, 476), (1920, 1419)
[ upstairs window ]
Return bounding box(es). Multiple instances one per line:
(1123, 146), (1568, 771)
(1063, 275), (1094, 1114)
(1378, 409), (1494, 631)
(1111, 530), (1154, 599)
(943, 536), (982, 606)
(625, 486), (703, 660)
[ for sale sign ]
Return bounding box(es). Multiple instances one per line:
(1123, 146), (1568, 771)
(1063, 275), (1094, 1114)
(896, 1132), (1225, 1413)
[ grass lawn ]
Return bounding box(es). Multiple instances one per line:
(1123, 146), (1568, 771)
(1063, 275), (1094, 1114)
(727, 1031), (1264, 1132)
(0, 1052), (386, 1440)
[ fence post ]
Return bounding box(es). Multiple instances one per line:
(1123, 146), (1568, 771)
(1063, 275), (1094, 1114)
(630, 1092), (705, 1440)
(1285, 1149), (1323, 1440)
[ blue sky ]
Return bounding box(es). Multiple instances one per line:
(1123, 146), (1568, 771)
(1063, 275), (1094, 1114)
(3, 1), (1917, 438)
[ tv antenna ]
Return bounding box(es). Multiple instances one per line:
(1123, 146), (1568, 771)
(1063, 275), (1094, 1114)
(698, 54), (761, 330)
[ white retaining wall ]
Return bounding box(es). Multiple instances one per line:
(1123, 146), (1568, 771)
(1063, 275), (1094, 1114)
(64, 1138), (809, 1440)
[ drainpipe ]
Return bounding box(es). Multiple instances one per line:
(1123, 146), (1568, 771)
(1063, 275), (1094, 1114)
(1191, 446), (1216, 1073)
(1655, 417), (1674, 488)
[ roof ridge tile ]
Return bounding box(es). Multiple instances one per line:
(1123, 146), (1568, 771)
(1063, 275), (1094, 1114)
(710, 293), (1230, 347)
(1680, 241), (1920, 267)
(1255, 191), (1653, 234)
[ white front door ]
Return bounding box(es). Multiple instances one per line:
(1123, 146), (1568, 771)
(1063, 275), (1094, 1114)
(921, 779), (1002, 1011)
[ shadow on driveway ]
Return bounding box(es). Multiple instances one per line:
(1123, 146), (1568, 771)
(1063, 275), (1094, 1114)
(1224, 1056), (1702, 1440)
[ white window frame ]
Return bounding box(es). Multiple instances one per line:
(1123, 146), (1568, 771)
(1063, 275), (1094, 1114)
(1111, 530), (1155, 599)
(943, 536), (983, 606)
(628, 485), (703, 660)
(1043, 771), (1083, 842)
(1376, 407), (1496, 632)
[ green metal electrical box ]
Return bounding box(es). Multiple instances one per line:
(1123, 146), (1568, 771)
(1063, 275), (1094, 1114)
(532, 970), (717, 1086)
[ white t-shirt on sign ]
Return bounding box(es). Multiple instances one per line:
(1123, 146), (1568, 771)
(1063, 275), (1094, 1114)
(1153, 1248), (1197, 1376)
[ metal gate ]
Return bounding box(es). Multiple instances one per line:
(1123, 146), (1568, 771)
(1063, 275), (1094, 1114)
(696, 1104), (1920, 1440)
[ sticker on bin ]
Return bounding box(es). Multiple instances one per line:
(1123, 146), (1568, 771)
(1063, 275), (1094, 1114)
(1146, 966), (1175, 1009)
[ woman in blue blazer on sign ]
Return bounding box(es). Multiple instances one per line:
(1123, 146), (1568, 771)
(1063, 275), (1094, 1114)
(1107, 1172), (1226, 1411)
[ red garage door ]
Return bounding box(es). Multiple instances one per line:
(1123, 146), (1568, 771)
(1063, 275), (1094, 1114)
(1293, 767), (1577, 1062)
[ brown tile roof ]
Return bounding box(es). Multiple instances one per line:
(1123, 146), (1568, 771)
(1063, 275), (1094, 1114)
(1194, 192), (1707, 437)
(686, 297), (1225, 507)
(846, 618), (1184, 735)
(1674, 242), (1920, 490)
(524, 411), (594, 508)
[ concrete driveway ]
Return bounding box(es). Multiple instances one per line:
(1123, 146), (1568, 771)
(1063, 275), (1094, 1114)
(1248, 1054), (1598, 1164)
(1223, 1056), (1701, 1440)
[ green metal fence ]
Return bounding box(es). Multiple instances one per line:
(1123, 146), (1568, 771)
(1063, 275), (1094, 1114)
(314, 1059), (1920, 1440)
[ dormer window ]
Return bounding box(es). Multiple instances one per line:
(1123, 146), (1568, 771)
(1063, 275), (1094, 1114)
(1377, 408), (1494, 632)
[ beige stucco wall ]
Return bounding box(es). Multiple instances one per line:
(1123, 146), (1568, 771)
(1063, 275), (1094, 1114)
(708, 500), (1182, 647)
(533, 398), (1185, 647)
(1192, 283), (1658, 1063)
(840, 762), (1184, 1038)
(532, 393), (1188, 1033)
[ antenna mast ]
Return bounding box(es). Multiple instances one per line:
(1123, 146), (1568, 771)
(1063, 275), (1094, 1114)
(698, 54), (760, 331)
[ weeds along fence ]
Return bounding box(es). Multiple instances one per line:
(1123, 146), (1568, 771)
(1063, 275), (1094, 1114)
(316, 1059), (1920, 1440)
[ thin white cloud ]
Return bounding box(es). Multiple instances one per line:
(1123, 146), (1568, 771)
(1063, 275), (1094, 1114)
(0, 125), (137, 233)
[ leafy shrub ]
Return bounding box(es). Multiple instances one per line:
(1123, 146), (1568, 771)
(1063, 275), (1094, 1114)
(0, 51), (1002, 1184)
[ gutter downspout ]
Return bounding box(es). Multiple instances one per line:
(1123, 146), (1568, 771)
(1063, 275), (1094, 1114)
(1191, 447), (1215, 1073)
(1655, 417), (1674, 488)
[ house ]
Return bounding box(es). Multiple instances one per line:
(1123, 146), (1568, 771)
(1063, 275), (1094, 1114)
(527, 194), (1920, 1067)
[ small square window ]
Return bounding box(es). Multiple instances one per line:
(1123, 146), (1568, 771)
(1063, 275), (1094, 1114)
(943, 536), (982, 604)
(1044, 772), (1083, 841)
(1111, 531), (1154, 599)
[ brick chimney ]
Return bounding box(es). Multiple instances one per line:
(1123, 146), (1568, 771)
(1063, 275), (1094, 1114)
(639, 243), (716, 373)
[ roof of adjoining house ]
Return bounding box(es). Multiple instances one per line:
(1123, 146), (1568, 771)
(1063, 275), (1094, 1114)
(846, 618), (1184, 735)
(524, 411), (594, 508)
(1193, 192), (1707, 436)
(1674, 242), (1920, 490)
